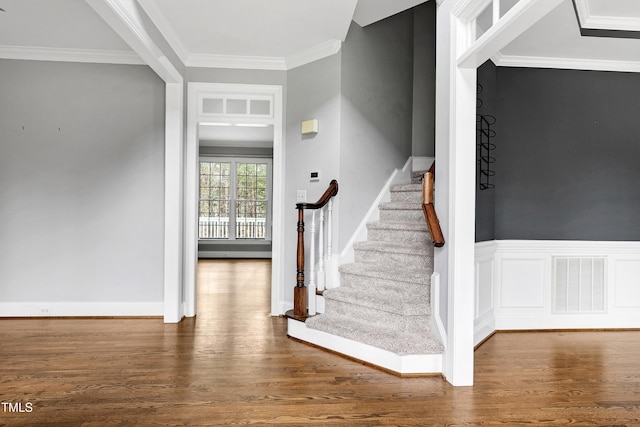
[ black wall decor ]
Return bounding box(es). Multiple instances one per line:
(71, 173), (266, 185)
(476, 84), (496, 190)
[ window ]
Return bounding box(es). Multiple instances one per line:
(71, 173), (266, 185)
(199, 158), (271, 240)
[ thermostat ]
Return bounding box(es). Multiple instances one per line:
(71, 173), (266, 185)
(310, 171), (320, 182)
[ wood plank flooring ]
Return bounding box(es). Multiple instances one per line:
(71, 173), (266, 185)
(2, 259), (640, 425)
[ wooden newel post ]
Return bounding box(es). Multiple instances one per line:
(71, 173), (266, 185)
(294, 207), (307, 317)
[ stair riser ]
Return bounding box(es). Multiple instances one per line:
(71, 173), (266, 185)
(324, 288), (429, 316)
(367, 227), (430, 244)
(390, 190), (422, 203)
(324, 299), (431, 333)
(379, 208), (424, 222)
(340, 271), (430, 293)
(354, 248), (433, 271)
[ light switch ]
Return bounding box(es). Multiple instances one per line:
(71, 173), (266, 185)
(296, 190), (307, 202)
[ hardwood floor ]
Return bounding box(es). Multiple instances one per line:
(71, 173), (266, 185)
(2, 259), (640, 425)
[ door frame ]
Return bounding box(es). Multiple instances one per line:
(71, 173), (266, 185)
(185, 83), (285, 317)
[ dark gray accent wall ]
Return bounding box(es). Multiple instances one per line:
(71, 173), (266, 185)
(339, 13), (415, 248)
(0, 59), (165, 302)
(412, 1), (436, 158)
(478, 66), (640, 241)
(475, 60), (497, 242)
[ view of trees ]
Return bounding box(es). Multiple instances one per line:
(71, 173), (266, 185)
(199, 160), (269, 239)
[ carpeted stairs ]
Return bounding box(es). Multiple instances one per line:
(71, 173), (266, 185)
(305, 173), (444, 355)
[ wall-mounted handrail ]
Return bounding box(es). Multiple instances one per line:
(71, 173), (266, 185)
(422, 163), (445, 248)
(294, 180), (339, 318)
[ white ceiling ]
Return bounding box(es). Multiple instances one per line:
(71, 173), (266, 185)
(498, 0), (640, 72)
(1, 0), (639, 72)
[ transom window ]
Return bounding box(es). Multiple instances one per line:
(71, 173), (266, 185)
(199, 157), (272, 240)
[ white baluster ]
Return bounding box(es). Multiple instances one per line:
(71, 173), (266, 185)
(317, 206), (325, 292)
(308, 210), (317, 315)
(326, 199), (334, 289)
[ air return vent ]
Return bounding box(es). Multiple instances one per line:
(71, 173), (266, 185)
(553, 257), (605, 313)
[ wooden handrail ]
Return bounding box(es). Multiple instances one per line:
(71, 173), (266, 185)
(296, 180), (339, 210)
(294, 180), (339, 318)
(422, 163), (445, 247)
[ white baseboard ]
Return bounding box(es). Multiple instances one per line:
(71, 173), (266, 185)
(288, 318), (443, 375)
(0, 302), (163, 317)
(430, 272), (447, 348)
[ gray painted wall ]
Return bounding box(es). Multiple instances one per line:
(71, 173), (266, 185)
(476, 65), (640, 241)
(186, 68), (286, 87)
(285, 54), (342, 303)
(0, 59), (165, 302)
(339, 13), (415, 248)
(412, 1), (436, 158)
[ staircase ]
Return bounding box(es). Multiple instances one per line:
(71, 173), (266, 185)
(304, 173), (443, 358)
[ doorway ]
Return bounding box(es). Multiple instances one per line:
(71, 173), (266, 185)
(186, 83), (284, 318)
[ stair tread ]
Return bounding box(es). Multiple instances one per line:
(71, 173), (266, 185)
(390, 183), (422, 192)
(340, 262), (430, 285)
(306, 312), (444, 355)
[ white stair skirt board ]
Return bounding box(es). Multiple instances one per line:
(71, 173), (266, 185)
(0, 302), (164, 317)
(288, 318), (443, 375)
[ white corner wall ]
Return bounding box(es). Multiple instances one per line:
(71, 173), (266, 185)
(475, 240), (640, 345)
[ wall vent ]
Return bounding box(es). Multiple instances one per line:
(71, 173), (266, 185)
(553, 257), (606, 313)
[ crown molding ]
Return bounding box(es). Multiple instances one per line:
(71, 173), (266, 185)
(492, 51), (640, 73)
(186, 39), (342, 71)
(0, 45), (144, 64)
(574, 0), (640, 32)
(186, 54), (287, 71)
(285, 39), (341, 70)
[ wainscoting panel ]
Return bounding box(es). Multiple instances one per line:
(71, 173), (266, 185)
(613, 259), (640, 309)
(474, 240), (640, 345)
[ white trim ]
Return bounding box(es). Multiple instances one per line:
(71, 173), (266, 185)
(187, 54), (287, 70)
(163, 83), (185, 323)
(187, 83), (285, 317)
(0, 302), (163, 317)
(0, 45), (143, 64)
(287, 319), (443, 375)
(136, 0), (189, 65)
(574, 0), (640, 32)
(431, 272), (447, 348)
(474, 240), (640, 337)
(492, 52), (640, 73)
(573, 0), (591, 27)
(457, 0), (564, 69)
(86, 0), (182, 83)
(285, 39), (342, 70)
(186, 40), (342, 71)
